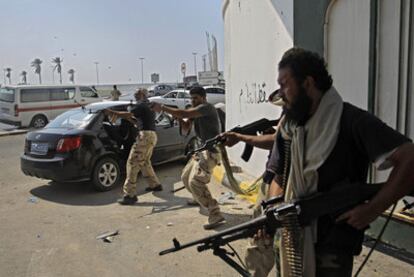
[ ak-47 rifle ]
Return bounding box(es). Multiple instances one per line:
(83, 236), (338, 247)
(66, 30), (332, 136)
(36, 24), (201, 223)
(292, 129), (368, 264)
(159, 182), (389, 276)
(190, 118), (279, 161)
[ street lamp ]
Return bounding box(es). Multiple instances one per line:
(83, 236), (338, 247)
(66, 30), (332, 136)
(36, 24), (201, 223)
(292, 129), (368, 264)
(192, 52), (198, 78)
(139, 57), (145, 84)
(94, 62), (100, 84)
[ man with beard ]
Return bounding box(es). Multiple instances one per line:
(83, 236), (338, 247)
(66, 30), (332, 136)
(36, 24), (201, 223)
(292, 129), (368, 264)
(152, 86), (225, 230)
(222, 47), (414, 276)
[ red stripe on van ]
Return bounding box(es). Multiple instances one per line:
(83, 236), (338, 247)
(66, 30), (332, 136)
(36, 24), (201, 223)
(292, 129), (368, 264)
(16, 104), (81, 113)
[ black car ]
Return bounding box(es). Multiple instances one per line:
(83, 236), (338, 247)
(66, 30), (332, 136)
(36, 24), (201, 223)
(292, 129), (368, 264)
(21, 101), (198, 191)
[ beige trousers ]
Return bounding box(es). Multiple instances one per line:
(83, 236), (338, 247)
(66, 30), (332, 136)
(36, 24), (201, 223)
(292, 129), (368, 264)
(181, 150), (221, 215)
(123, 130), (160, 196)
(244, 180), (277, 277)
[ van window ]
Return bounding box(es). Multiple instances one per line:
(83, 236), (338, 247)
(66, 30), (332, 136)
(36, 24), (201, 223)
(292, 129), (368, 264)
(80, 87), (98, 98)
(50, 88), (75, 101)
(0, 87), (15, 102)
(21, 89), (49, 102)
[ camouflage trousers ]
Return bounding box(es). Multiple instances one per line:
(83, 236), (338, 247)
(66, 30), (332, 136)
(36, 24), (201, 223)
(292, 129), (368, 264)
(181, 150), (221, 215)
(123, 130), (160, 197)
(245, 180), (277, 277)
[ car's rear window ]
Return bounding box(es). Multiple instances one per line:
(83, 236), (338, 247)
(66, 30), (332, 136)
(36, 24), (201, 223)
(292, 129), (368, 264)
(47, 109), (96, 129)
(0, 87), (15, 102)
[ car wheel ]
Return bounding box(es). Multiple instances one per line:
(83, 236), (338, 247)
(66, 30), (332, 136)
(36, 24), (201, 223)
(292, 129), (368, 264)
(92, 157), (122, 191)
(30, 115), (48, 128)
(184, 137), (199, 161)
(185, 105), (192, 109)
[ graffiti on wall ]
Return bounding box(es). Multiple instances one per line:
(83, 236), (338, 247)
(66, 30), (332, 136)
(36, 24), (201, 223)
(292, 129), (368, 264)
(238, 82), (271, 113)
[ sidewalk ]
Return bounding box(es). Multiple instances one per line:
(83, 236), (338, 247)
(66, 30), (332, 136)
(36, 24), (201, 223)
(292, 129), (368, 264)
(0, 123), (27, 137)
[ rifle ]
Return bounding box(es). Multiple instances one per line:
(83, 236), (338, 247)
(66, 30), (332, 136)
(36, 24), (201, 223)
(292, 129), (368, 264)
(159, 182), (386, 276)
(189, 118), (279, 161)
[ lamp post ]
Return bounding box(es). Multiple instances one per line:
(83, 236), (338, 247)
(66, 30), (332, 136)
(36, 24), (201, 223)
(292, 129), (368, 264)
(94, 62), (100, 84)
(192, 52), (198, 79)
(139, 57), (145, 84)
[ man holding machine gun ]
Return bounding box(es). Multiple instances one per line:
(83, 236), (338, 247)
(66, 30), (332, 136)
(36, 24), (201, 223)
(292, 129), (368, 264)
(222, 48), (414, 276)
(152, 86), (225, 230)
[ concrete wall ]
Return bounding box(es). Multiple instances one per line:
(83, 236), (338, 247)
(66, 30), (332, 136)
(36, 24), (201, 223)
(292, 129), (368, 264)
(294, 0), (331, 55)
(222, 0), (293, 176)
(325, 0), (371, 110)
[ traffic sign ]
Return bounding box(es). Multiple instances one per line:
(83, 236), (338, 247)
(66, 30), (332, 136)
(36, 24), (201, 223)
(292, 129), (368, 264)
(181, 63), (186, 74)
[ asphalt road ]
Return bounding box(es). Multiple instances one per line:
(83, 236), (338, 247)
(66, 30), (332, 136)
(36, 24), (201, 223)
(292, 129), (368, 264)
(0, 134), (412, 276)
(0, 134), (254, 277)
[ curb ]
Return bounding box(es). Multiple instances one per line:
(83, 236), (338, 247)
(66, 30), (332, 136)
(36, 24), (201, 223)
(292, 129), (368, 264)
(0, 130), (28, 137)
(212, 165), (259, 204)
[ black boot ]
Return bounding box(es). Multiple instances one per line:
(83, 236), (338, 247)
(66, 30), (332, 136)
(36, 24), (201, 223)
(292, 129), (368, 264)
(117, 195), (138, 205)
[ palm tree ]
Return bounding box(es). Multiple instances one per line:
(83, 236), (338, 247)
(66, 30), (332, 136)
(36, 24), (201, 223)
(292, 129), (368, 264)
(20, 71), (28, 84)
(52, 57), (63, 84)
(31, 58), (43, 84)
(68, 69), (75, 84)
(5, 68), (12, 84)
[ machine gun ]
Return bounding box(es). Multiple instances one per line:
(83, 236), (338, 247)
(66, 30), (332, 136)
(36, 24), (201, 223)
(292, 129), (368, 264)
(159, 182), (386, 276)
(189, 118), (279, 161)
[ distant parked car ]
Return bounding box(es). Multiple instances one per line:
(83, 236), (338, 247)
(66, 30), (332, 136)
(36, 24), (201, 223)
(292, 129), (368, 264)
(149, 89), (192, 109)
(147, 84), (174, 96)
(203, 86), (225, 104)
(149, 88), (225, 109)
(0, 85), (101, 128)
(20, 101), (198, 191)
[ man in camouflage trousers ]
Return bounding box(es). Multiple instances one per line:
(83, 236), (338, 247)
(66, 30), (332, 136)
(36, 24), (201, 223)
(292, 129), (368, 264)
(105, 88), (162, 205)
(152, 86), (225, 230)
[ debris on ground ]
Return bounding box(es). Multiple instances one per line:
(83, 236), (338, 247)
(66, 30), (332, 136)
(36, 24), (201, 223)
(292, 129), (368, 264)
(28, 196), (38, 204)
(167, 222), (174, 227)
(218, 191), (236, 204)
(146, 226), (150, 230)
(96, 230), (119, 243)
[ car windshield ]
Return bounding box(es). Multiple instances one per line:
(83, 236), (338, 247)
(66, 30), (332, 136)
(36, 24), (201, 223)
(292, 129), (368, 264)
(47, 109), (96, 129)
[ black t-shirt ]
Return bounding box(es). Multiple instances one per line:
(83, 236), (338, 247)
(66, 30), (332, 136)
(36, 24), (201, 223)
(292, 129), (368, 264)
(131, 102), (156, 131)
(271, 102), (411, 255)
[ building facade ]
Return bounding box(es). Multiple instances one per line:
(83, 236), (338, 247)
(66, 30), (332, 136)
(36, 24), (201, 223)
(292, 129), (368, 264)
(223, 0), (413, 252)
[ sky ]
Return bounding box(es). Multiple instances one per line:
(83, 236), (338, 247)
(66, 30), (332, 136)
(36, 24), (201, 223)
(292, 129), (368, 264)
(0, 0), (224, 85)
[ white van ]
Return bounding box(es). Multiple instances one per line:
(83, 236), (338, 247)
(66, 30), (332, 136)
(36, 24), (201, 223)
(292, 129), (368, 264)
(0, 85), (101, 128)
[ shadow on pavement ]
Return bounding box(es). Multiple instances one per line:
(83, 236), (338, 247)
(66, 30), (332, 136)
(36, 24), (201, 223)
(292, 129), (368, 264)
(29, 161), (186, 206)
(29, 181), (120, 206)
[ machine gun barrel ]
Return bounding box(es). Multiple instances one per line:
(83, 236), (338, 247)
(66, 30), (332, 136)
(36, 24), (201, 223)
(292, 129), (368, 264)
(159, 215), (268, 255)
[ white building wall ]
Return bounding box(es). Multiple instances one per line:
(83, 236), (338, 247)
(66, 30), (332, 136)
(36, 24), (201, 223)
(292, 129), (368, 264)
(222, 0), (293, 176)
(326, 0), (371, 110)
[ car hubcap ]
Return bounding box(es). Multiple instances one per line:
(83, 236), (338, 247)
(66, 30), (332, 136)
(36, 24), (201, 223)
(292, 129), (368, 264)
(98, 162), (118, 187)
(34, 118), (46, 128)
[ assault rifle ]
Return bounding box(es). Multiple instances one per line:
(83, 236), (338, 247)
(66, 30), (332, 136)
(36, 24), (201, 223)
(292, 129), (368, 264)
(159, 182), (388, 276)
(190, 118), (279, 161)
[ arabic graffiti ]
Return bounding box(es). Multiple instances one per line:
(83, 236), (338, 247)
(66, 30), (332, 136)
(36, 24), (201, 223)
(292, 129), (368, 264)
(239, 82), (268, 104)
(239, 82), (269, 106)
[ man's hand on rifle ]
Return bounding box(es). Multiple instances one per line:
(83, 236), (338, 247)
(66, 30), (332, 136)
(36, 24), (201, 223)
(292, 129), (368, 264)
(253, 228), (273, 246)
(336, 202), (382, 230)
(221, 132), (242, 147)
